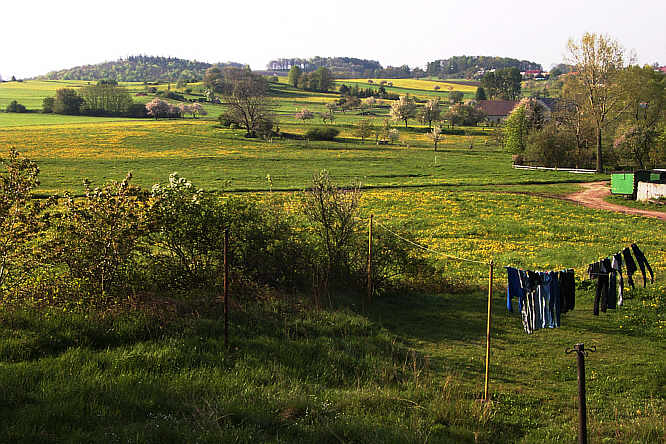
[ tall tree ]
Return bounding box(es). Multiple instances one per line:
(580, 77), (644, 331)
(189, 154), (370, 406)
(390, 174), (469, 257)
(220, 70), (275, 138)
(288, 66), (302, 88)
(419, 97), (442, 129)
(390, 94), (417, 128)
(566, 33), (628, 172)
(475, 87), (487, 101)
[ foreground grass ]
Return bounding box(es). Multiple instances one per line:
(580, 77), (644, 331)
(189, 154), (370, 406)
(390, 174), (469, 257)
(0, 189), (663, 443)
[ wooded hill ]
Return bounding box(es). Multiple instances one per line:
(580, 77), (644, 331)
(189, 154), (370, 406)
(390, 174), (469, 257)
(38, 56), (244, 83)
(426, 56), (543, 78)
(266, 57), (412, 78)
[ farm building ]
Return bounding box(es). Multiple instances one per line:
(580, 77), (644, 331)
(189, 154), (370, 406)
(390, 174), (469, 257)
(476, 100), (519, 123)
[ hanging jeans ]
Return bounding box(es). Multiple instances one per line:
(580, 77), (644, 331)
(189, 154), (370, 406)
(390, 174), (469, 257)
(548, 271), (561, 327)
(506, 267), (523, 312)
(631, 244), (654, 287)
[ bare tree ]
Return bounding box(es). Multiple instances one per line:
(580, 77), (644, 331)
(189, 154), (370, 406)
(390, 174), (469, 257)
(220, 70), (275, 138)
(566, 33), (628, 172)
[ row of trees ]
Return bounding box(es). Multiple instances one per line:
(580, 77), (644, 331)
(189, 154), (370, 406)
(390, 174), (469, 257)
(287, 66), (334, 92)
(480, 68), (522, 100)
(43, 82), (145, 117)
(504, 34), (665, 171)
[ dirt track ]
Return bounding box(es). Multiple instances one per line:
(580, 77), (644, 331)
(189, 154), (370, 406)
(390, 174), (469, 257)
(565, 181), (666, 221)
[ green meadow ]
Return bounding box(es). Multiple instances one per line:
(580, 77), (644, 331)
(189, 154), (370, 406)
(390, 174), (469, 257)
(0, 79), (663, 442)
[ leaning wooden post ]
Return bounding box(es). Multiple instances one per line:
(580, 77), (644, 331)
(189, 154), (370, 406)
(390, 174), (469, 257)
(224, 228), (229, 350)
(484, 259), (494, 402)
(367, 215), (373, 309)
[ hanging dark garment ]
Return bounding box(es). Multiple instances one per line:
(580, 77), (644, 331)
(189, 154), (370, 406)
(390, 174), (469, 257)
(611, 253), (624, 306)
(606, 258), (617, 310)
(622, 247), (638, 290)
(592, 260), (609, 316)
(558, 269), (575, 313)
(631, 244), (654, 287)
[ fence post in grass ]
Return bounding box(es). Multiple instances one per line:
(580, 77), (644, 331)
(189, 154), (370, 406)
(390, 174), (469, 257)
(224, 228), (229, 350)
(367, 214), (373, 310)
(566, 343), (596, 444)
(483, 259), (494, 402)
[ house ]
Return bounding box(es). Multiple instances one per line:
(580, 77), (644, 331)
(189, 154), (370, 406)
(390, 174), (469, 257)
(476, 100), (519, 123)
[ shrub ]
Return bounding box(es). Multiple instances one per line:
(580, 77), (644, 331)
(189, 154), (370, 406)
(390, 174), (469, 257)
(306, 127), (340, 141)
(0, 149), (52, 294)
(126, 102), (148, 118)
(45, 173), (150, 302)
(6, 100), (27, 113)
(164, 91), (185, 101)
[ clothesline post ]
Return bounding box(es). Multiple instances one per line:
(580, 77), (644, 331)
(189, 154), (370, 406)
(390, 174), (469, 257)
(366, 214), (373, 311)
(484, 259), (494, 402)
(223, 228), (230, 350)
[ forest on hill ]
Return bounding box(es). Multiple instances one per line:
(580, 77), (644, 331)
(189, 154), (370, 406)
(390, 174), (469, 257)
(38, 56), (244, 83)
(426, 56), (543, 78)
(266, 57), (418, 78)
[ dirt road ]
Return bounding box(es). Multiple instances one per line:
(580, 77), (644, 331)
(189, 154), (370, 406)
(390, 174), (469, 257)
(566, 181), (666, 221)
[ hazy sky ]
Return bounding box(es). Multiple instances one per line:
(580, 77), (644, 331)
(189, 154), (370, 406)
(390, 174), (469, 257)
(2, 0), (665, 80)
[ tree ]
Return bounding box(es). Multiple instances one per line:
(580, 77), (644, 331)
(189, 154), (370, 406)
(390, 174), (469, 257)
(190, 102), (207, 118)
(53, 88), (84, 115)
(613, 65), (665, 168)
(566, 33), (628, 172)
(354, 118), (374, 141)
(295, 108), (314, 122)
(430, 125), (444, 151)
(449, 91), (464, 104)
(390, 94), (417, 128)
(79, 83), (133, 116)
(42, 97), (55, 113)
(503, 104), (528, 154)
(145, 98), (170, 119)
(6, 100), (27, 113)
(419, 97), (441, 129)
(288, 65), (302, 87)
(481, 68), (521, 100)
(445, 103), (486, 127)
(220, 69), (275, 138)
(475, 87), (487, 101)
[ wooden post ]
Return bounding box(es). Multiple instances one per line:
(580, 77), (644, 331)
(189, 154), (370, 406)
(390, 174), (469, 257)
(484, 260), (494, 402)
(367, 214), (373, 309)
(224, 228), (229, 349)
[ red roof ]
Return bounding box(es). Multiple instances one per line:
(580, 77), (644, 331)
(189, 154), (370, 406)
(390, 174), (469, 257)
(525, 70), (542, 74)
(476, 100), (519, 116)
(659, 67), (666, 73)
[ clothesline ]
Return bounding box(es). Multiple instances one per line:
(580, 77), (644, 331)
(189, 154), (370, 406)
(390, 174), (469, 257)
(372, 219), (491, 265)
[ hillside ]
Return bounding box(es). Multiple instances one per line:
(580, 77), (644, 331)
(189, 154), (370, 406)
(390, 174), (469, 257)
(38, 55), (243, 83)
(426, 56), (543, 79)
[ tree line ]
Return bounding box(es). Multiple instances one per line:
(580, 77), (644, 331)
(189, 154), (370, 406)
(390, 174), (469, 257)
(426, 56), (542, 79)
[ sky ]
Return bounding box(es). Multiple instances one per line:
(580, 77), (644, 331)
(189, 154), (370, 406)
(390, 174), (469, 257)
(2, 0), (665, 80)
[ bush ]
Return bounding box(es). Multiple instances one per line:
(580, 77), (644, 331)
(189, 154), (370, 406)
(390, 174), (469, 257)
(6, 100), (27, 113)
(44, 173), (150, 302)
(164, 91), (185, 101)
(126, 102), (148, 118)
(306, 127), (340, 141)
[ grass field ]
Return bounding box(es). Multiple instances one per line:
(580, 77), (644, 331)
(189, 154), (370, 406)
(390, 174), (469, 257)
(0, 188), (663, 443)
(0, 79), (663, 442)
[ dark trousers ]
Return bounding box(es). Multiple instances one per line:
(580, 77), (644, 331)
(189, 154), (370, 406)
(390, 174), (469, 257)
(594, 275), (609, 316)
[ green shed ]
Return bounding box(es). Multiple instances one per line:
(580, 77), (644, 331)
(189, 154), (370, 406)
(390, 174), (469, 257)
(610, 171), (651, 196)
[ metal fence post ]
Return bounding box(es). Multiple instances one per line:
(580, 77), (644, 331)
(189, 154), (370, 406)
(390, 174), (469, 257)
(566, 343), (596, 444)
